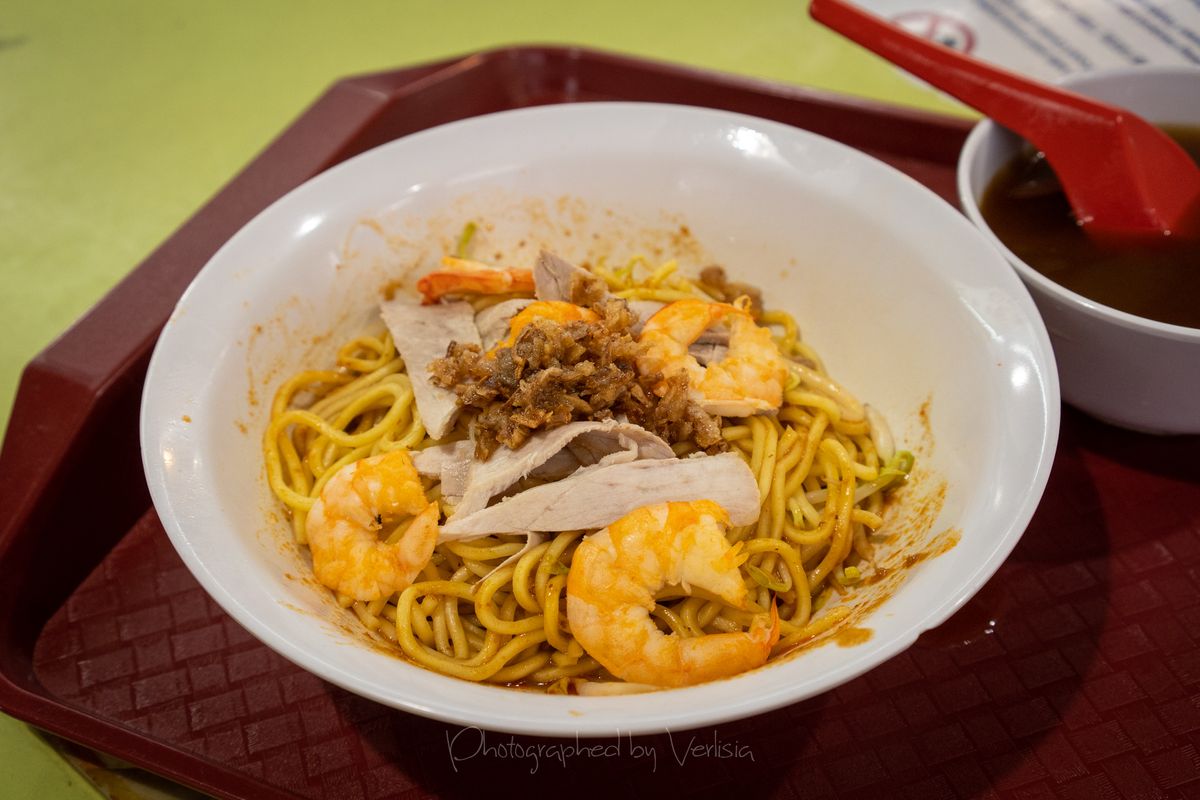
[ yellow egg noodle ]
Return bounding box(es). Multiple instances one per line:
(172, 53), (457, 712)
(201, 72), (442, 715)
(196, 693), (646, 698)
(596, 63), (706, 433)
(262, 251), (912, 691)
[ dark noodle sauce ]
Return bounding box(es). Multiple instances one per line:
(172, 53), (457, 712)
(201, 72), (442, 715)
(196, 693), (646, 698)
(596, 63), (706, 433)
(979, 124), (1200, 329)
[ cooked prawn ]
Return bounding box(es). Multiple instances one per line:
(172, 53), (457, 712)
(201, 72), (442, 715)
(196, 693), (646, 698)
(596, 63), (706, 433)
(490, 300), (598, 352)
(637, 298), (787, 416)
(566, 500), (779, 688)
(417, 256), (535, 304)
(305, 449), (440, 602)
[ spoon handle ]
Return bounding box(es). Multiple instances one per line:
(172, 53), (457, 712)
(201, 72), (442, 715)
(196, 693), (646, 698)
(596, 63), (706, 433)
(809, 0), (1119, 142)
(810, 0), (1200, 236)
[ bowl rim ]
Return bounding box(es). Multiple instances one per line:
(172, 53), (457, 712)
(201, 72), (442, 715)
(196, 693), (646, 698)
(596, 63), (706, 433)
(956, 64), (1200, 343)
(142, 100), (1061, 736)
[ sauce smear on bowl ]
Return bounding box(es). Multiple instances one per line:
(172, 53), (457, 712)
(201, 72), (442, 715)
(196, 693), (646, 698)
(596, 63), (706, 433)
(980, 125), (1200, 329)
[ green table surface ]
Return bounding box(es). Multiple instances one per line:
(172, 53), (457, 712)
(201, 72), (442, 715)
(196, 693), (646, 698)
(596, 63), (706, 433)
(0, 1), (965, 795)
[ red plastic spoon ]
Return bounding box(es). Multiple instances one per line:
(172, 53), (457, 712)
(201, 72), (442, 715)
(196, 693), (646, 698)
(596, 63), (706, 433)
(810, 0), (1200, 239)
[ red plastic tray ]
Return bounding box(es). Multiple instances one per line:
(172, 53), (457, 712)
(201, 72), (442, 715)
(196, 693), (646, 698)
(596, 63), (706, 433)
(2, 46), (1198, 800)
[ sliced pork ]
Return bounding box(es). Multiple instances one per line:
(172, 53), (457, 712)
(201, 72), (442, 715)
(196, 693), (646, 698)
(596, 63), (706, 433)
(379, 299), (480, 439)
(474, 298), (534, 350)
(451, 420), (675, 519)
(440, 452), (760, 535)
(411, 440), (474, 499)
(689, 341), (730, 366)
(534, 251), (608, 304)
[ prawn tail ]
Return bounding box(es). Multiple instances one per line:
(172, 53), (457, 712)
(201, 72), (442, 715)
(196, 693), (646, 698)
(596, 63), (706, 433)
(396, 501), (441, 581)
(671, 604), (780, 687)
(753, 600), (782, 651)
(417, 259), (535, 304)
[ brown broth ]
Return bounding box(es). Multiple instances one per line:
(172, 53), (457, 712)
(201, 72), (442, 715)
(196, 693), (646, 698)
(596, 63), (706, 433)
(979, 125), (1200, 329)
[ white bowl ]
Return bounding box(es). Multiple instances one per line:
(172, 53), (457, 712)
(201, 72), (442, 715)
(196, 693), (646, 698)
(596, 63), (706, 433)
(141, 102), (1058, 736)
(958, 65), (1200, 435)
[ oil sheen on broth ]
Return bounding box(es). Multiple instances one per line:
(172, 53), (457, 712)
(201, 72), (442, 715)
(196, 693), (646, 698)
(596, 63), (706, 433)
(979, 125), (1200, 329)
